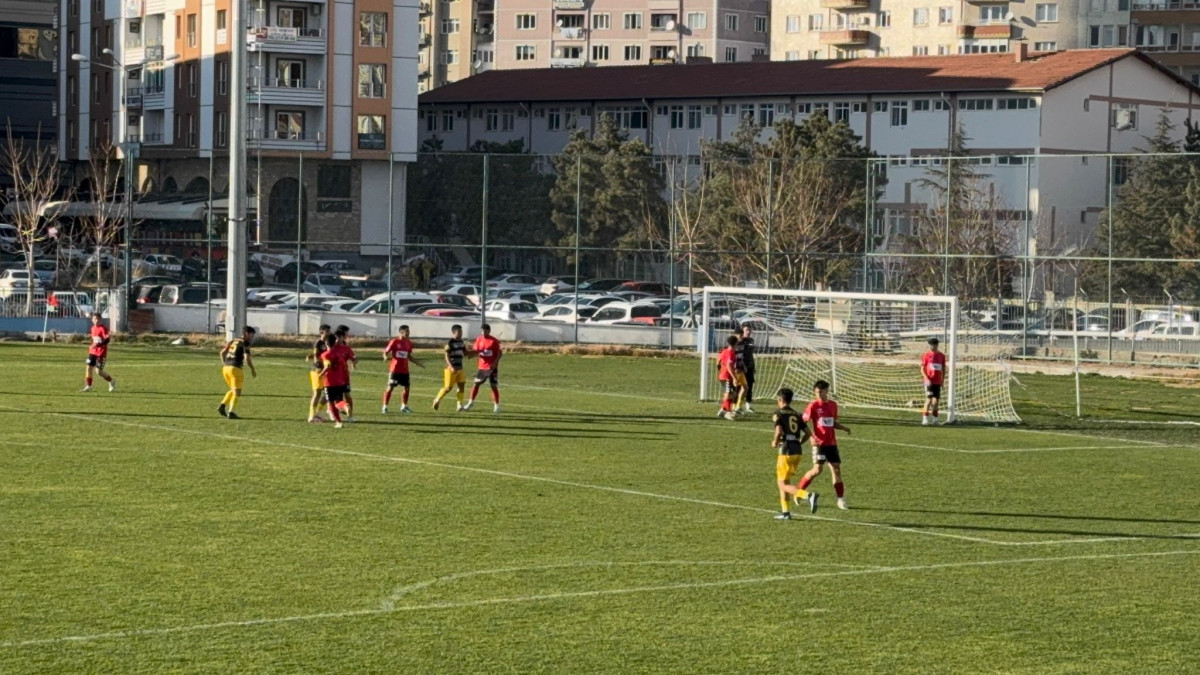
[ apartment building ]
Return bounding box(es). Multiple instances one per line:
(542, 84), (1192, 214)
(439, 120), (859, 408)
(771, 0), (1200, 85)
(416, 0), (478, 91)
(58, 0), (418, 255)
(418, 49), (1200, 260)
(1, 0), (59, 145)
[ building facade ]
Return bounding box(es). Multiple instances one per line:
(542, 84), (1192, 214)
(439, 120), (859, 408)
(1, 0), (58, 144)
(771, 1), (1200, 86)
(58, 0), (418, 255)
(418, 49), (1200, 270)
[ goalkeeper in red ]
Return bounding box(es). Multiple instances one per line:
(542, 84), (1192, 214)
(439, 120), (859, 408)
(463, 323), (502, 413)
(920, 337), (947, 425)
(382, 325), (422, 414)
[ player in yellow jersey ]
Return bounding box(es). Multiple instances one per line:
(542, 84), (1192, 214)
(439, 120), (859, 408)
(305, 324), (331, 422)
(432, 324), (468, 411)
(771, 387), (817, 520)
(218, 326), (257, 419)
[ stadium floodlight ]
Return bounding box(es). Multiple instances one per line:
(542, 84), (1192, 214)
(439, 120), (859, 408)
(696, 287), (1021, 424)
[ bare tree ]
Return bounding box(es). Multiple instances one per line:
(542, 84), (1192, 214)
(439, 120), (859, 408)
(1, 122), (67, 310)
(78, 140), (127, 287)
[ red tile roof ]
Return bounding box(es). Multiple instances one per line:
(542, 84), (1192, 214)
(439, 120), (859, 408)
(420, 49), (1153, 105)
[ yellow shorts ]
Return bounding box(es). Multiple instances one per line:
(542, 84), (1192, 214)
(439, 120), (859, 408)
(733, 373), (747, 388)
(776, 454), (803, 483)
(309, 370), (322, 391)
(443, 368), (466, 389)
(222, 365), (244, 390)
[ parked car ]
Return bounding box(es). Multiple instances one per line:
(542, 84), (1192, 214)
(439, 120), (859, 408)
(143, 254), (184, 274)
(498, 290), (547, 305)
(340, 278), (388, 300)
(430, 265), (484, 287)
(422, 307), (479, 318)
(534, 305), (599, 323)
(576, 278), (629, 293)
(136, 284), (166, 304)
(28, 259), (57, 284)
(487, 273), (540, 291)
(1148, 323), (1200, 338)
(1073, 314), (1111, 332)
(350, 292), (435, 314)
(273, 261), (322, 285)
(614, 281), (673, 295)
(158, 283), (226, 305)
(1115, 319), (1167, 340)
(429, 291), (475, 308)
(0, 269), (41, 298)
(539, 277), (574, 295)
(588, 301), (663, 325)
(321, 299), (364, 313)
(48, 290), (95, 317)
(611, 290), (662, 304)
(398, 302), (477, 316)
(483, 298), (541, 320)
(0, 223), (18, 253)
(303, 273), (349, 296)
(439, 284), (483, 305)
(186, 258), (265, 286)
(313, 260), (367, 277)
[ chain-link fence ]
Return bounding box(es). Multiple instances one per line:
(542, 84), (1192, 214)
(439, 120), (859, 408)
(3, 149), (1199, 365)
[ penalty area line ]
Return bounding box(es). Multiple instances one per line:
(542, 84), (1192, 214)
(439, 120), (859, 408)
(0, 405), (1162, 548)
(3, 549), (1197, 649)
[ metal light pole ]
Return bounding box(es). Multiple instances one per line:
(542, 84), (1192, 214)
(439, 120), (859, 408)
(226, 0), (249, 341)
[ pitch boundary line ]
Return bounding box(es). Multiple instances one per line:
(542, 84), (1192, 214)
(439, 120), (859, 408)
(0, 405), (1172, 548)
(2, 549), (1196, 649)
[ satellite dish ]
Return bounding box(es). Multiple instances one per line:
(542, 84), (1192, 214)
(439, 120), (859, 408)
(556, 18), (564, 27)
(665, 19), (676, 31)
(553, 47), (563, 57)
(667, 48), (677, 58)
(473, 60), (482, 69)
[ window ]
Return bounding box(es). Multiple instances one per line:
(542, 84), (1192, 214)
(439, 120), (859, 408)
(501, 110), (514, 131)
(913, 99), (930, 111)
(758, 105), (774, 127)
(599, 106), (648, 129)
(725, 13), (738, 31)
(934, 98), (949, 111)
(705, 105), (717, 116)
(547, 108), (561, 130)
(687, 105), (702, 129)
(998, 97), (1036, 109)
(425, 112), (437, 132)
(624, 13), (642, 30)
(276, 111), (303, 139)
(592, 44), (609, 61)
(217, 9), (227, 30)
(980, 5), (1006, 23)
(786, 15), (801, 33)
(834, 102), (850, 122)
(687, 44), (705, 58)
(276, 59), (304, 87)
(755, 15), (767, 32)
(890, 101), (908, 127)
(187, 114), (196, 147)
(997, 155), (1027, 165)
(725, 46), (737, 62)
(808, 14), (823, 31)
(913, 8), (928, 26)
(687, 12), (706, 29)
(485, 109), (499, 130)
(562, 45), (583, 59)
(187, 63), (196, 97)
(317, 165), (352, 214)
(912, 45), (928, 55)
(1111, 104), (1138, 130)
(186, 14), (196, 46)
(650, 14), (676, 31)
(277, 6), (305, 28)
(217, 60), (228, 95)
(874, 101), (887, 113)
(878, 11), (891, 27)
(852, 102), (866, 113)
(515, 45), (535, 60)
(1035, 3), (1058, 21)
(794, 103), (811, 114)
(959, 98), (994, 110)
(592, 13), (610, 30)
(358, 64), (386, 98)
(1034, 41), (1057, 51)
(357, 114), (386, 149)
(937, 44), (950, 55)
(360, 12), (387, 47)
(739, 103), (754, 120)
(559, 14), (585, 28)
(440, 50), (458, 64)
(808, 50), (821, 59)
(624, 45), (641, 61)
(668, 105), (685, 129)
(516, 13), (536, 30)
(938, 7), (952, 24)
(216, 111), (227, 147)
(785, 50), (800, 61)
(441, 19), (459, 33)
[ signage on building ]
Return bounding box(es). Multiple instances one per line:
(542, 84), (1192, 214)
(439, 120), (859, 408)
(145, 44), (164, 62)
(265, 26), (299, 41)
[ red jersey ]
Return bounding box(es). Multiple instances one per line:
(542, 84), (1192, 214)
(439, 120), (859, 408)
(473, 335), (502, 370)
(321, 344), (354, 387)
(385, 337), (414, 374)
(717, 347), (736, 380)
(803, 399), (840, 447)
(921, 350), (947, 385)
(88, 324), (110, 357)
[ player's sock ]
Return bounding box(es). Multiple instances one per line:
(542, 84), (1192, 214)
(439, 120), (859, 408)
(327, 404), (342, 423)
(455, 389), (465, 405)
(798, 476), (813, 491)
(834, 482), (845, 498)
(384, 389), (393, 405)
(720, 398), (731, 412)
(736, 390), (746, 409)
(491, 387), (500, 404)
(780, 496), (790, 512)
(469, 384), (481, 402)
(227, 392), (239, 413)
(401, 390), (409, 405)
(86, 377), (93, 387)
(220, 391), (232, 406)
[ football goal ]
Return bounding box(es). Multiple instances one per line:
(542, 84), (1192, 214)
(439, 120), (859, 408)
(697, 287), (1021, 424)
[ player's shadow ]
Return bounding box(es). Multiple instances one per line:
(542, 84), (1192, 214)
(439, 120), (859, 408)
(880, 520), (1197, 541)
(862, 506), (1200, 526)
(329, 419), (672, 440)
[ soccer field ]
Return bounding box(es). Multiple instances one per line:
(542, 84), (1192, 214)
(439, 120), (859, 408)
(2, 343), (1198, 673)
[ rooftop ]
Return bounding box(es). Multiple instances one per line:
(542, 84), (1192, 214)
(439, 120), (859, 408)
(420, 49), (1154, 105)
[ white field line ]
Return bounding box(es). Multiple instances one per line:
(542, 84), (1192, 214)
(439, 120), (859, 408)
(3, 549), (1197, 649)
(0, 405), (1166, 548)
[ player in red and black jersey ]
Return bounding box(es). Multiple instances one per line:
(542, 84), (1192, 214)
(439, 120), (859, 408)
(463, 323), (502, 413)
(382, 325), (422, 414)
(317, 332), (354, 428)
(306, 324), (331, 422)
(333, 325), (358, 422)
(920, 337), (948, 426)
(800, 379), (852, 510)
(81, 313), (116, 392)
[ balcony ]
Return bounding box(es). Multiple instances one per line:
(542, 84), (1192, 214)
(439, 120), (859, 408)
(140, 132), (166, 145)
(957, 24), (1012, 38)
(559, 26), (586, 39)
(820, 0), (871, 9)
(550, 56), (587, 67)
(248, 129), (325, 151)
(248, 78), (327, 106)
(143, 83), (166, 109)
(247, 26), (327, 55)
(818, 29), (871, 46)
(419, 32), (431, 47)
(553, 0), (586, 8)
(123, 86), (143, 108)
(419, 2), (431, 15)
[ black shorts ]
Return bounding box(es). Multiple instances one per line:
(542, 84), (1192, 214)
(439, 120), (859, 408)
(474, 368), (499, 386)
(324, 385), (348, 403)
(86, 354), (106, 369)
(813, 445), (841, 465)
(925, 384), (942, 399)
(389, 372), (411, 388)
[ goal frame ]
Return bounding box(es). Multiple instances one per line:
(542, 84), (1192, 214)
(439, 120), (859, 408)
(697, 286), (960, 422)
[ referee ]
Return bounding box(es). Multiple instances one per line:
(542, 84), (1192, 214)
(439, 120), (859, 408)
(738, 324), (757, 413)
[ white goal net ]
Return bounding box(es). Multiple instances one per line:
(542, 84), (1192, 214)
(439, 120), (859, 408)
(697, 287), (1020, 423)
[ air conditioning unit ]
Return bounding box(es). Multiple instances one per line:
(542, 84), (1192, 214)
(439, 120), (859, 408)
(856, 16), (869, 26)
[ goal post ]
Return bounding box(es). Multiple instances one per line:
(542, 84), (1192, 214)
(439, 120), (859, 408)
(697, 286), (1020, 424)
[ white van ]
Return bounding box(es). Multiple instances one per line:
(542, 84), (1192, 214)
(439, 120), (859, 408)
(0, 223), (19, 252)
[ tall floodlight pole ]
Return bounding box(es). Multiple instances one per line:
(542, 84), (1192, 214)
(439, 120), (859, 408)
(226, 0), (249, 340)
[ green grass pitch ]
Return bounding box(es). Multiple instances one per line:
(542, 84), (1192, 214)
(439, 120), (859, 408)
(1, 343), (1198, 673)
